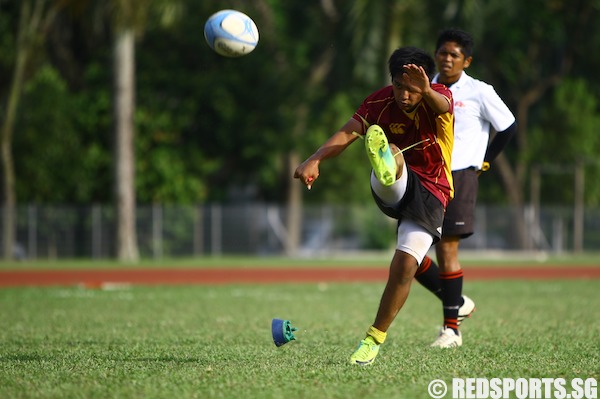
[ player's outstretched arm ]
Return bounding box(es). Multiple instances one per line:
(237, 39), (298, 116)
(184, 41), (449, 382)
(294, 118), (362, 189)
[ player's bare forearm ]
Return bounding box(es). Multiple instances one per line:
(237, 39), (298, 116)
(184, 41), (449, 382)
(307, 132), (356, 161)
(294, 118), (361, 189)
(302, 118), (361, 164)
(421, 87), (451, 114)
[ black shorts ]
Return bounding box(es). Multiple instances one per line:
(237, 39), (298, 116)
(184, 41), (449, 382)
(443, 167), (479, 238)
(371, 168), (445, 243)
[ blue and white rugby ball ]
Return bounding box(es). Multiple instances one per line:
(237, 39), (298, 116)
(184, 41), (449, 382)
(204, 10), (259, 57)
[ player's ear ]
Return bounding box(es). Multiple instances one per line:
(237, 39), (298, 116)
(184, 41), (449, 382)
(463, 56), (473, 69)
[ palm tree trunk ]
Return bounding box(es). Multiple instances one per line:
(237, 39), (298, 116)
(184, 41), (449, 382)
(113, 27), (139, 262)
(0, 1), (34, 260)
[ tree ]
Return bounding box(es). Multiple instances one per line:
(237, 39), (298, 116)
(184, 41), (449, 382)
(112, 18), (138, 261)
(0, 0), (57, 259)
(425, 0), (600, 249)
(110, 0), (162, 261)
(112, 0), (189, 261)
(248, 0), (343, 255)
(4, 0), (600, 257)
(474, 0), (597, 249)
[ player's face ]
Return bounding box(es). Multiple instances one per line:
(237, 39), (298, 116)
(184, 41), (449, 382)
(391, 74), (423, 112)
(435, 41), (471, 84)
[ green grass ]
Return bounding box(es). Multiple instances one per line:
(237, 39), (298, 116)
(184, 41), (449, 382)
(1, 280), (598, 398)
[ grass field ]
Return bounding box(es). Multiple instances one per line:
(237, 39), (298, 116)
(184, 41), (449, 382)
(1, 270), (598, 399)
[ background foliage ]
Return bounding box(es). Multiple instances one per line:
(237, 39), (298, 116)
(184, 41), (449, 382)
(1, 0), (599, 206)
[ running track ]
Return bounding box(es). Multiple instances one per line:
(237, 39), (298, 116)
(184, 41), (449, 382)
(0, 266), (599, 287)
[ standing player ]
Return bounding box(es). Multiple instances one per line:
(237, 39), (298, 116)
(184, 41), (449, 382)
(294, 47), (454, 365)
(415, 28), (517, 348)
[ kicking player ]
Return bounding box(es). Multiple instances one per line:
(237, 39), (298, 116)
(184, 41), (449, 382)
(294, 46), (454, 365)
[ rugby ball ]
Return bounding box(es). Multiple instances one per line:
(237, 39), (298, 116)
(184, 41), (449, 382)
(204, 10), (259, 57)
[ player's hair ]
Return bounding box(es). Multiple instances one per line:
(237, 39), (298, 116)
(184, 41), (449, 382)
(388, 46), (436, 81)
(435, 28), (474, 58)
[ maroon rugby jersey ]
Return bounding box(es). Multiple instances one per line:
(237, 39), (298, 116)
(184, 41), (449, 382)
(352, 84), (455, 207)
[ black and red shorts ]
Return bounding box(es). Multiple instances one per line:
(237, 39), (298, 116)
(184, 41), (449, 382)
(443, 167), (479, 238)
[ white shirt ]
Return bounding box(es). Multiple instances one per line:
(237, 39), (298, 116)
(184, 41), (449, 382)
(433, 71), (515, 171)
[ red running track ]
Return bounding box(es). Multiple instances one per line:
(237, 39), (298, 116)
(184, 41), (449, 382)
(0, 266), (599, 287)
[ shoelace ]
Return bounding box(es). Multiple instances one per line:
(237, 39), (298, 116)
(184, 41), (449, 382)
(352, 131), (430, 155)
(356, 339), (376, 356)
(435, 330), (456, 345)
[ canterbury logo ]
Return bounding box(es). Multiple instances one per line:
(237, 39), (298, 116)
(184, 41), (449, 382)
(388, 113), (420, 134)
(388, 123), (406, 134)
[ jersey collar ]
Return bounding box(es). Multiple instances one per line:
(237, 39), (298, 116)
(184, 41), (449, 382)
(433, 71), (469, 89)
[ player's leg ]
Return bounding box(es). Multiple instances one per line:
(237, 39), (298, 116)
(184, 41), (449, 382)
(417, 254), (475, 327)
(351, 160), (440, 365)
(365, 124), (404, 186)
(350, 221), (432, 365)
(429, 168), (479, 347)
(351, 140), (413, 366)
(415, 255), (443, 300)
(416, 169), (462, 300)
(373, 223), (432, 331)
(430, 236), (463, 346)
(415, 168), (479, 313)
(350, 150), (411, 366)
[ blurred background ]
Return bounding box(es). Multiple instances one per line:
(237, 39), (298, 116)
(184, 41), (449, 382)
(1, 0), (599, 261)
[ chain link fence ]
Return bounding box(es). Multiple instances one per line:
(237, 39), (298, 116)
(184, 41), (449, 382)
(6, 203), (600, 259)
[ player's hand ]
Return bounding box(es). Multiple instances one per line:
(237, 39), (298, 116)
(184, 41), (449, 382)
(402, 64), (430, 94)
(293, 160), (319, 190)
(478, 161), (490, 176)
